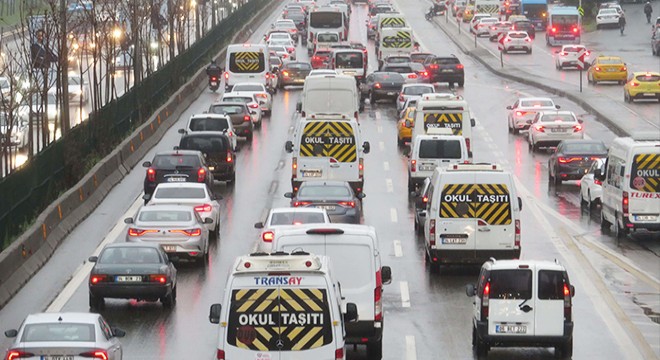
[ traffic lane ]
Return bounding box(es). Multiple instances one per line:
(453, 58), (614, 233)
(0, 1), (289, 351)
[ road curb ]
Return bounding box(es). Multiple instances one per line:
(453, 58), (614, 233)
(0, 1), (279, 311)
(432, 17), (631, 137)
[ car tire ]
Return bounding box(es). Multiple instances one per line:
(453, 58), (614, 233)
(458, 80), (464, 87)
(369, 92), (376, 105)
(162, 286), (176, 308)
(397, 137), (404, 147)
(89, 294), (104, 311)
(618, 80), (625, 85)
(474, 329), (489, 358)
(613, 213), (628, 239)
(246, 132), (253, 141)
(554, 173), (562, 186)
(227, 172), (236, 185)
(367, 339), (383, 359)
(528, 48), (532, 54)
(600, 212), (611, 233)
(556, 338), (573, 359)
(408, 178), (415, 193)
(587, 190), (595, 210)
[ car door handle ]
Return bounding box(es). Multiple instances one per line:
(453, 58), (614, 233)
(478, 227), (491, 232)
(330, 164), (340, 168)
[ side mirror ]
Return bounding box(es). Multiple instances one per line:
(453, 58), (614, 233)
(578, 118), (584, 124)
(465, 284), (476, 297)
(88, 256), (98, 263)
(284, 192), (294, 198)
(296, 101), (302, 112)
(209, 304), (222, 324)
(285, 140), (294, 153)
(178, 128), (186, 134)
(344, 302), (359, 322)
(254, 222), (264, 229)
(357, 192), (366, 199)
(518, 197), (523, 211)
(404, 120), (412, 127)
(506, 105), (512, 110)
(570, 285), (576, 297)
(362, 141), (371, 154)
(204, 217), (214, 224)
(4, 329), (18, 338)
(142, 161), (152, 167)
(381, 266), (392, 285)
(594, 168), (605, 181)
(112, 328), (126, 338)
(124, 217), (134, 224)
(555, 105), (561, 109)
(142, 194), (152, 202)
(470, 118), (476, 127)
(212, 194), (223, 200)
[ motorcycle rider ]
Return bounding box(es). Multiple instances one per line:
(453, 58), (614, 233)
(206, 59), (222, 79)
(644, 1), (653, 24)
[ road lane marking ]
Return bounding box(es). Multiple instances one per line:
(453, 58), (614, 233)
(379, 141), (385, 151)
(393, 240), (403, 257)
(390, 208), (398, 223)
(383, 161), (390, 171)
(46, 197), (143, 312)
(405, 335), (417, 360)
(375, 112), (381, 120)
(386, 178), (394, 193)
(400, 281), (410, 308)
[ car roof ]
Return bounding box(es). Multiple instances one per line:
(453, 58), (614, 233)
(486, 259), (566, 271)
(181, 131), (230, 138)
(223, 92), (256, 98)
(104, 242), (163, 249)
(536, 110), (575, 116)
(507, 31), (528, 36)
(154, 182), (208, 190)
(273, 223), (377, 236)
(25, 312), (99, 324)
(402, 83), (435, 89)
(518, 97), (554, 101)
(300, 180), (351, 187)
(558, 139), (604, 145)
(190, 113), (229, 120)
(595, 55), (623, 61)
(270, 207), (327, 214)
(631, 71), (660, 76)
(211, 101), (248, 107)
(155, 149), (200, 156)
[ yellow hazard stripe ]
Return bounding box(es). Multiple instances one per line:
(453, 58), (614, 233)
(291, 327), (322, 351)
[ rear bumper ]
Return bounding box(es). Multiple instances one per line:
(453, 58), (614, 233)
(428, 248), (521, 264)
(346, 320), (383, 344)
(475, 320), (573, 347)
(291, 179), (364, 194)
(556, 164), (590, 181)
(372, 89), (400, 99)
(624, 217), (660, 232)
(430, 73), (463, 83)
(89, 283), (171, 300)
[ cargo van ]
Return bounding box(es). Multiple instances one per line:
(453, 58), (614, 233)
(424, 163), (522, 272)
(376, 13), (407, 41)
(377, 26), (414, 66)
(272, 224), (392, 359)
(297, 74), (363, 119)
(224, 43), (271, 92)
(209, 253), (358, 360)
(285, 117), (370, 194)
(407, 128), (469, 192)
(596, 134), (660, 237)
(413, 93), (476, 159)
(331, 49), (366, 82)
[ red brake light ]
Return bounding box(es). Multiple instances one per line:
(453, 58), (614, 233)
(558, 157), (582, 163)
(90, 275), (107, 284)
(149, 274), (167, 284)
(282, 70), (290, 77)
(621, 66), (627, 72)
(335, 348), (344, 360)
(243, 115), (251, 122)
(456, 64), (464, 70)
(374, 82), (381, 89)
(293, 201), (311, 207)
(535, 125), (545, 132)
(572, 27), (578, 33)
(594, 66), (601, 72)
(6, 350), (36, 360)
(338, 201), (356, 208)
(248, 103), (259, 109)
(359, 158), (364, 179)
(217, 349), (225, 360)
(79, 350), (108, 360)
(375, 269), (383, 321)
(573, 124), (582, 132)
(594, 178), (602, 186)
(399, 95), (405, 101)
(198, 168), (206, 182)
(422, 71), (428, 77)
(551, 27), (557, 33)
(170, 228), (202, 236)
(226, 152), (233, 163)
(147, 168), (156, 182)
(224, 72), (229, 80)
(429, 64), (439, 69)
(211, 76), (217, 81)
(422, 195), (428, 203)
(262, 231), (274, 242)
(515, 219), (521, 248)
(622, 191), (629, 215)
(429, 219), (436, 247)
(515, 111), (526, 117)
(407, 74), (418, 79)
(194, 204), (213, 212)
(631, 82), (640, 87)
(411, 159), (417, 172)
(128, 228), (157, 236)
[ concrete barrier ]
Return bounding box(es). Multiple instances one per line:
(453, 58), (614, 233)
(0, 0), (279, 310)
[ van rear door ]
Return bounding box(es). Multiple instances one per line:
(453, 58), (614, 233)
(488, 268), (535, 337)
(298, 120), (358, 181)
(473, 173), (515, 254)
(535, 269), (567, 336)
(627, 152), (660, 223)
(437, 173), (477, 255)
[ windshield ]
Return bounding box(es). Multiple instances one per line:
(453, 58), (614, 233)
(99, 247), (162, 264)
(153, 187), (207, 199)
(152, 154), (200, 169)
(309, 12), (343, 28)
(374, 73), (404, 82)
(298, 185), (351, 197)
(270, 212), (326, 225)
(317, 33), (339, 42)
(21, 323), (96, 342)
(418, 139), (462, 159)
(138, 210), (193, 222)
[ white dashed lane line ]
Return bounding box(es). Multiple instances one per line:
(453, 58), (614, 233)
(383, 161), (390, 171)
(390, 208), (398, 223)
(386, 178), (394, 193)
(379, 141), (385, 151)
(400, 281), (411, 308)
(405, 335), (417, 360)
(393, 240), (403, 257)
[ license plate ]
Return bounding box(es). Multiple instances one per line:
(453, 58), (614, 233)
(550, 128), (566, 133)
(419, 165), (435, 171)
(43, 357), (74, 360)
(441, 69), (453, 72)
(116, 275), (143, 282)
(387, 92), (396, 96)
(442, 237), (468, 244)
(635, 215), (656, 221)
(167, 177), (186, 182)
(643, 93), (656, 96)
(606, 68), (618, 72)
(162, 245), (177, 252)
(496, 324), (527, 334)
(302, 170), (322, 177)
(318, 205), (336, 211)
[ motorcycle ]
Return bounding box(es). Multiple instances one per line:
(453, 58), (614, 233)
(425, 5), (446, 20)
(209, 75), (219, 92)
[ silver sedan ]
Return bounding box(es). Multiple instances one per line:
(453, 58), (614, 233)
(125, 204), (212, 263)
(3, 312), (125, 360)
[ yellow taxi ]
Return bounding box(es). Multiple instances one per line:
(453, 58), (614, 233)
(586, 55), (628, 85)
(397, 107), (415, 146)
(462, 5), (475, 22)
(623, 72), (660, 103)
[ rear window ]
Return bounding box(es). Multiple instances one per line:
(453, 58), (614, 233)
(317, 33), (339, 42)
(285, 63), (312, 70)
(99, 246), (162, 264)
(223, 97), (253, 104)
(418, 139), (462, 159)
(209, 104), (245, 115)
(180, 136), (229, 153)
(298, 185), (351, 197)
(227, 288), (332, 351)
(138, 210), (193, 222)
(636, 74), (660, 82)
(22, 323), (96, 342)
(153, 187), (207, 199)
(229, 51), (265, 73)
(270, 212), (326, 225)
(540, 114), (576, 123)
(562, 46), (583, 52)
(411, 53), (431, 62)
(431, 57), (460, 65)
(153, 154), (201, 168)
(489, 270), (532, 300)
(563, 142), (607, 154)
(386, 57), (410, 64)
(508, 33), (527, 39)
(439, 183), (512, 224)
(189, 117), (229, 132)
(597, 58), (623, 65)
(403, 86), (434, 96)
(538, 270), (566, 300)
(520, 99), (554, 107)
(630, 153), (659, 193)
(315, 50), (332, 57)
(336, 52), (364, 68)
(383, 66), (413, 73)
(374, 73), (405, 82)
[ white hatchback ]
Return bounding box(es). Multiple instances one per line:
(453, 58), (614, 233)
(396, 83), (436, 112)
(502, 31), (532, 54)
(527, 111), (584, 152)
(230, 82), (273, 114)
(507, 97), (560, 134)
(146, 182), (221, 235)
(555, 45), (591, 70)
(473, 17), (498, 36)
(253, 207), (330, 252)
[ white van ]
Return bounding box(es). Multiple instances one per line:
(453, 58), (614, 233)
(597, 134), (660, 237)
(424, 163), (522, 272)
(413, 93), (476, 159)
(407, 128), (469, 192)
(285, 117), (370, 194)
(377, 26), (414, 65)
(376, 13), (407, 41)
(297, 74), (363, 119)
(466, 258), (575, 358)
(331, 49), (366, 82)
(272, 224), (393, 359)
(209, 253), (358, 360)
(224, 43), (271, 92)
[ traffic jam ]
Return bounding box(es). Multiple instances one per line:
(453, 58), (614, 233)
(1, 0), (659, 359)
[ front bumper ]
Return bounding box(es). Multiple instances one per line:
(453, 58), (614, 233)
(475, 320), (573, 347)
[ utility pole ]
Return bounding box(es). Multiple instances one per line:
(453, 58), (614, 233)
(59, 0), (70, 133)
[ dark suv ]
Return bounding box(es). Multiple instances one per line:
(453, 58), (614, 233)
(423, 55), (465, 87)
(178, 131), (236, 184)
(511, 19), (536, 39)
(142, 150), (214, 197)
(208, 102), (254, 140)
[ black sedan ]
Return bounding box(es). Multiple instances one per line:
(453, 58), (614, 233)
(548, 139), (608, 185)
(278, 61), (312, 89)
(142, 149), (214, 197)
(88, 243), (177, 310)
(284, 180), (365, 224)
(362, 72), (406, 104)
(177, 131), (236, 184)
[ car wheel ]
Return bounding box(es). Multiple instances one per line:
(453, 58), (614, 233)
(408, 178), (415, 193)
(556, 338), (573, 359)
(89, 294), (104, 311)
(161, 286), (176, 308)
(624, 92), (630, 103)
(227, 171), (236, 185)
(458, 80), (464, 87)
(600, 212), (611, 233)
(369, 92), (376, 104)
(587, 190), (595, 210)
(246, 132), (253, 141)
(367, 339), (383, 359)
(397, 137), (404, 147)
(618, 80), (625, 85)
(474, 329), (489, 358)
(613, 213), (628, 239)
(554, 172), (562, 186)
(587, 74), (593, 84)
(528, 48), (532, 54)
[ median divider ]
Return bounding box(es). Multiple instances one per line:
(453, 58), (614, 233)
(0, 0), (280, 310)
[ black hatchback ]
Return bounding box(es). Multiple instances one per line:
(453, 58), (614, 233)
(362, 72), (406, 104)
(177, 131), (236, 184)
(511, 20), (536, 39)
(423, 55), (465, 87)
(142, 150), (214, 196)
